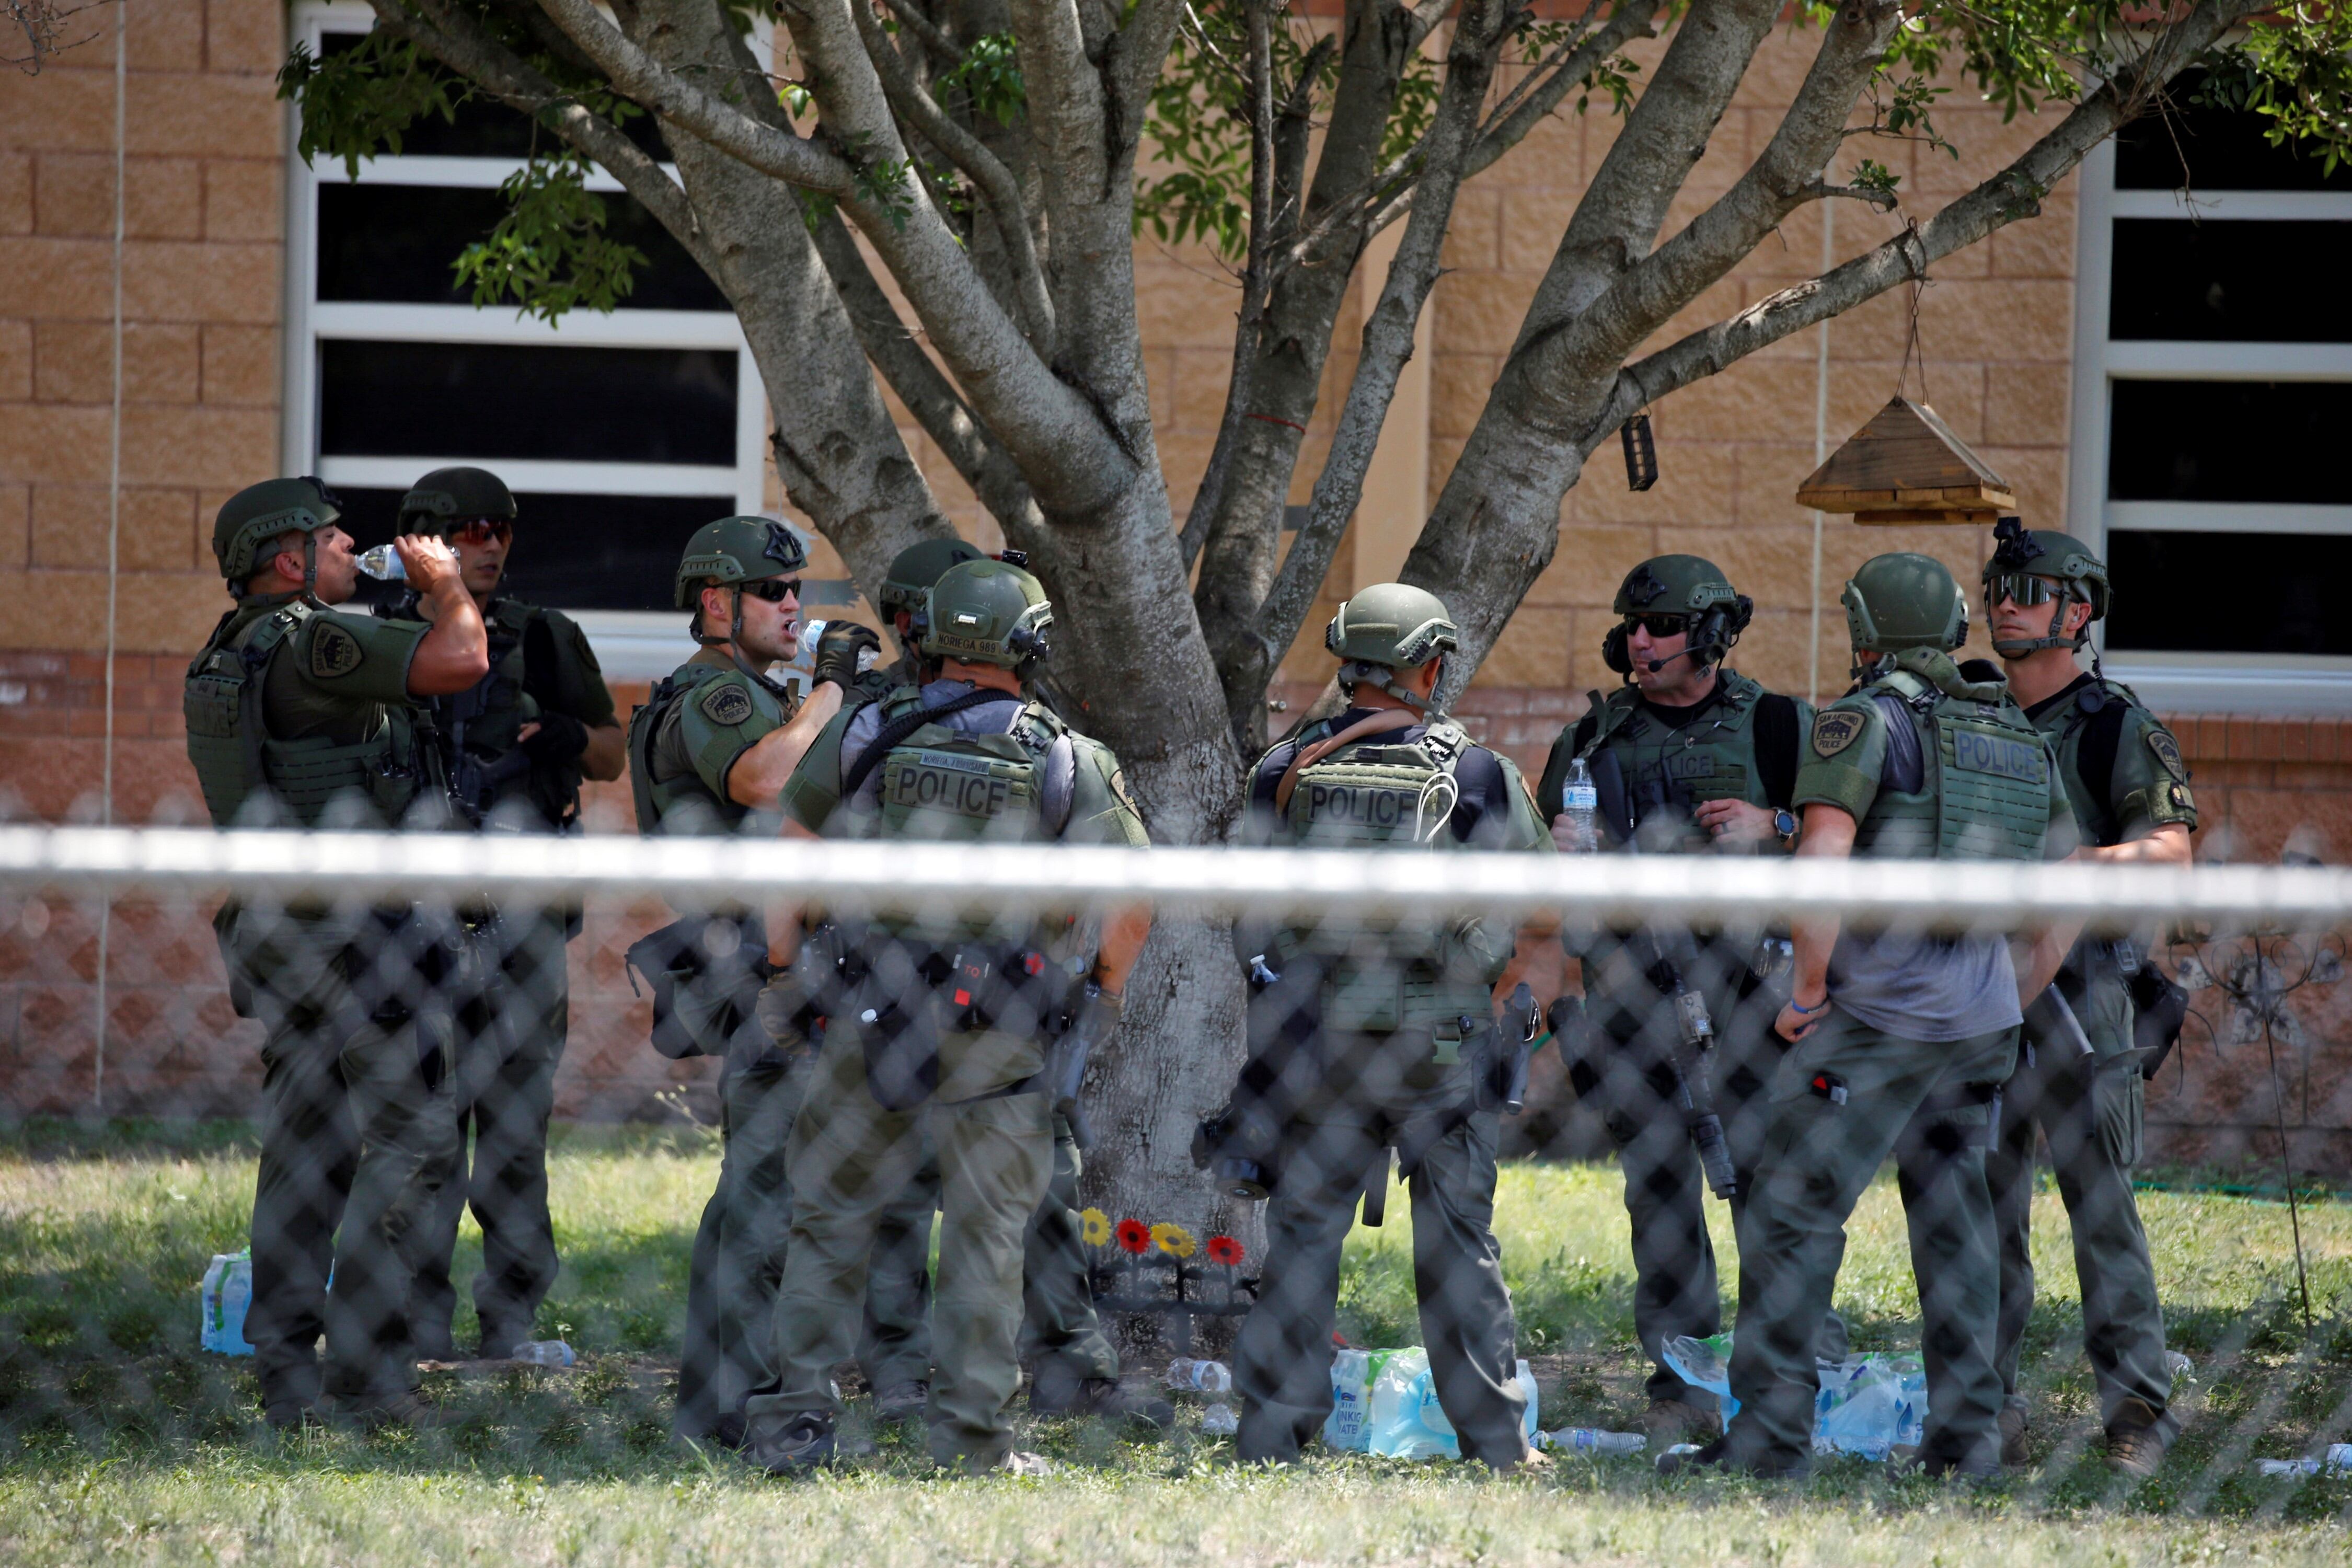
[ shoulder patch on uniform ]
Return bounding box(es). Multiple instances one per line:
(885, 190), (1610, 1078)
(1811, 709), (1865, 758)
(699, 681), (754, 728)
(1109, 767), (1140, 816)
(2147, 728), (2186, 781)
(308, 621), (364, 679)
(2169, 781), (2195, 812)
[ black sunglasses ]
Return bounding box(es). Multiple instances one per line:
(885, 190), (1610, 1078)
(1624, 613), (1689, 638)
(740, 578), (801, 603)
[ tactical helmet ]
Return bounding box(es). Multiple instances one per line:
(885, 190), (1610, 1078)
(213, 476), (340, 585)
(397, 466), (517, 532)
(879, 537), (985, 618)
(1843, 552), (1969, 655)
(918, 558), (1052, 670)
(1603, 555), (1754, 677)
(1982, 516), (2110, 656)
(1324, 583), (1458, 669)
(673, 516), (809, 612)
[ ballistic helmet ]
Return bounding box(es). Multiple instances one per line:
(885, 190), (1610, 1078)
(1323, 583), (1458, 670)
(673, 516), (808, 612)
(1604, 555), (1754, 676)
(1843, 552), (1969, 655)
(213, 477), (340, 585)
(1982, 517), (2110, 656)
(918, 558), (1052, 670)
(879, 537), (986, 618)
(397, 466), (517, 533)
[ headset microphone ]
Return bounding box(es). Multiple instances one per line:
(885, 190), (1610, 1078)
(1644, 645), (1707, 674)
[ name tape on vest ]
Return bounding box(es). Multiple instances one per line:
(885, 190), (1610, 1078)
(1951, 728), (2046, 783)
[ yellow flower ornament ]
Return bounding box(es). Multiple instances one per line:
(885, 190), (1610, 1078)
(1151, 1222), (1196, 1259)
(1080, 1207), (1112, 1247)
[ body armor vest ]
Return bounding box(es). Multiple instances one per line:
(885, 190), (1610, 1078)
(183, 599), (423, 828)
(2031, 675), (2149, 850)
(1579, 675), (1770, 853)
(1848, 654), (2051, 862)
(436, 599), (539, 826)
(868, 687), (1068, 842)
(628, 662), (782, 835)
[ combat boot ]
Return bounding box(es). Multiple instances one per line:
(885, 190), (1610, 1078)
(1998, 1404), (2030, 1468)
(750, 1411), (839, 1474)
(1028, 1362), (1174, 1430)
(322, 1388), (455, 1433)
(1654, 1435), (1808, 1480)
(2105, 1399), (2168, 1479)
(873, 1379), (930, 1423)
(1641, 1398), (1715, 1450)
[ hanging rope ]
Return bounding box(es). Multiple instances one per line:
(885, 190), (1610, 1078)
(1894, 218), (1932, 407)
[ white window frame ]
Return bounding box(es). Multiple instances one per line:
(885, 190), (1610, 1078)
(281, 2), (768, 677)
(2068, 137), (2352, 714)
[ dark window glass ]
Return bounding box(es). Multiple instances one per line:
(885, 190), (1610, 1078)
(2108, 380), (2352, 504)
(318, 32), (668, 163)
(2115, 75), (2351, 191)
(2107, 529), (2352, 655)
(319, 341), (737, 466)
(331, 487), (737, 612)
(316, 184), (727, 311)
(2110, 219), (2352, 342)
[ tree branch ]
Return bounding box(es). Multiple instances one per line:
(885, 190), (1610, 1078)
(1462, 0), (1659, 180)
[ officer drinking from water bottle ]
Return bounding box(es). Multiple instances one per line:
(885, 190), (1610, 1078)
(1977, 520), (2193, 1477)
(372, 467), (626, 1365)
(747, 555), (1153, 1473)
(623, 516), (907, 1448)
(1215, 584), (1555, 1472)
(1664, 554), (2080, 1480)
(185, 477), (488, 1428)
(1532, 556), (1835, 1450)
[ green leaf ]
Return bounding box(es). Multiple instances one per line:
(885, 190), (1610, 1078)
(452, 153), (648, 324)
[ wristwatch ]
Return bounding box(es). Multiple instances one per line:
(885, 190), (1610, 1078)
(1772, 808), (1798, 846)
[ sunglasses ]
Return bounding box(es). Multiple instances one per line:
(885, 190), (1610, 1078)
(1624, 614), (1689, 638)
(740, 578), (802, 604)
(1985, 572), (2061, 608)
(449, 518), (513, 546)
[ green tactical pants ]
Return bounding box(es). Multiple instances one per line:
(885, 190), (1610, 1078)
(747, 1027), (1052, 1470)
(1727, 1009), (2017, 1473)
(412, 906), (571, 1359)
(1020, 1113), (1119, 1382)
(1585, 935), (1846, 1407)
(1233, 1063), (1528, 1469)
(1989, 967), (2174, 1439)
(228, 903), (459, 1411)
(673, 1043), (937, 1444)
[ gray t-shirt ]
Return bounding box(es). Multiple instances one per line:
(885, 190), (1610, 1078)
(1819, 691), (2024, 1042)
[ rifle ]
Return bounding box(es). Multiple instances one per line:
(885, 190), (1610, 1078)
(1485, 981), (1539, 1115)
(1640, 934), (1738, 1201)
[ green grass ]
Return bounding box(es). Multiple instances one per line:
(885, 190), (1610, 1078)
(3, 1122), (2351, 1565)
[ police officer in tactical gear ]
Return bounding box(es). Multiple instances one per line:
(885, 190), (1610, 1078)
(627, 516), (925, 1449)
(1979, 521), (2192, 1477)
(1223, 583), (1554, 1473)
(1533, 556), (1834, 1448)
(748, 556), (1153, 1474)
(773, 536), (1168, 1433)
(379, 467), (627, 1366)
(1666, 554), (2080, 1480)
(186, 477), (489, 1428)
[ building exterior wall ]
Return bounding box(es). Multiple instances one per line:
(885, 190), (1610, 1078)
(3, 4), (2347, 1173)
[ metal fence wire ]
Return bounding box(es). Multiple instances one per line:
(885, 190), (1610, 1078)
(0, 826), (2348, 1499)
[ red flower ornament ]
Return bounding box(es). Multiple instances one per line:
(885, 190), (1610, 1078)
(1206, 1235), (1244, 1266)
(1115, 1218), (1152, 1255)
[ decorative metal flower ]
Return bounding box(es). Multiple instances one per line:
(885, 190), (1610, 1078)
(1080, 1207), (1111, 1247)
(1151, 1221), (1196, 1259)
(1115, 1218), (1152, 1255)
(1205, 1235), (1244, 1266)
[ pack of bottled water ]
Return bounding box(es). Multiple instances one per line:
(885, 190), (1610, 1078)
(199, 1250), (255, 1356)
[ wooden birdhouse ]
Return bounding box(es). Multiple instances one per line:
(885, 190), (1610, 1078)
(1794, 396), (2016, 525)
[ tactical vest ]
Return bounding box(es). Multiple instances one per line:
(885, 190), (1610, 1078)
(627, 661), (782, 836)
(2029, 676), (2152, 850)
(1272, 717), (1502, 1034)
(1578, 676), (1770, 852)
(182, 599), (424, 828)
(1848, 651), (2051, 862)
(868, 686), (1070, 843)
(439, 599), (539, 825)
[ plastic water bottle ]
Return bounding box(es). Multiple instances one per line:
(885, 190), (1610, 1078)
(1555, 756), (1599, 852)
(1200, 1401), (1239, 1435)
(354, 543), (406, 581)
(1537, 1427), (1645, 1455)
(509, 1340), (577, 1368)
(2259, 1445), (2352, 1477)
(1166, 1357), (1233, 1395)
(199, 1250), (255, 1356)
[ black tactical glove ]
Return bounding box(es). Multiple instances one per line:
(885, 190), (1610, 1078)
(520, 710), (590, 765)
(755, 972), (814, 1053)
(811, 620), (884, 690)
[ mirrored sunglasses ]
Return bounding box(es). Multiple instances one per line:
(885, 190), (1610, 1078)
(449, 518), (513, 546)
(1985, 572), (2060, 608)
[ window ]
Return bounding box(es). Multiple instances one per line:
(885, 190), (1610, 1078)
(284, 4), (770, 674)
(2068, 79), (2352, 712)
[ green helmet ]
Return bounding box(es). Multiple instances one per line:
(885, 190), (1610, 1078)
(673, 515), (808, 612)
(879, 537), (986, 618)
(213, 476), (340, 586)
(1324, 583), (1458, 670)
(398, 466), (517, 532)
(1604, 555), (1754, 676)
(1982, 516), (2109, 655)
(918, 558), (1052, 669)
(1843, 552), (1969, 656)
